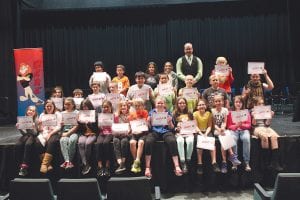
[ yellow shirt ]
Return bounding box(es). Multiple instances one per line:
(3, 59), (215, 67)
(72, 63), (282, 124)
(193, 111), (212, 131)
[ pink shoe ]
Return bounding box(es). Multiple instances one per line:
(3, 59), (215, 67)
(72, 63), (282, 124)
(66, 162), (74, 169)
(60, 161), (68, 168)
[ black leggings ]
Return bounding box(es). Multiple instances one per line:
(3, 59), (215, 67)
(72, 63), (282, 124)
(15, 134), (35, 165)
(95, 134), (113, 162)
(35, 134), (60, 155)
(145, 131), (178, 156)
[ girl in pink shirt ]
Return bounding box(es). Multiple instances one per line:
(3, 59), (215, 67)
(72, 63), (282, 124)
(227, 95), (251, 171)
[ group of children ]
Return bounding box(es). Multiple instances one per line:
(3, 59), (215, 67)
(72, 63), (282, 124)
(15, 58), (283, 179)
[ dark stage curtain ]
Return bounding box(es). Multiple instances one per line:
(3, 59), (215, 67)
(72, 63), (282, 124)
(18, 0), (295, 97)
(0, 0), (17, 123)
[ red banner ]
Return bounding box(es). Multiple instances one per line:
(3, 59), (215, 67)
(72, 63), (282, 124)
(14, 48), (45, 116)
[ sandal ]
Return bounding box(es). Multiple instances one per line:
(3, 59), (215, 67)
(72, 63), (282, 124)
(174, 166), (183, 176)
(145, 167), (152, 179)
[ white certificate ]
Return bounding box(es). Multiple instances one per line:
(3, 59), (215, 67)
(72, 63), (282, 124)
(112, 123), (130, 135)
(78, 110), (96, 123)
(215, 65), (229, 76)
(17, 116), (34, 130)
(133, 88), (149, 100)
(179, 120), (197, 136)
(151, 112), (168, 126)
(41, 114), (57, 126)
(231, 109), (249, 123)
(51, 97), (63, 110)
(93, 72), (107, 82)
(88, 94), (104, 108)
(158, 84), (174, 96)
(130, 119), (148, 134)
(247, 62), (264, 74)
(73, 97), (84, 109)
(182, 88), (198, 100)
(218, 131), (236, 150)
(98, 113), (114, 126)
(106, 93), (120, 106)
(62, 112), (78, 125)
(253, 105), (272, 119)
(197, 135), (215, 150)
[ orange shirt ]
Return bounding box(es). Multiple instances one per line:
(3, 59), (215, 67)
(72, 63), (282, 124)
(112, 75), (130, 96)
(128, 109), (148, 121)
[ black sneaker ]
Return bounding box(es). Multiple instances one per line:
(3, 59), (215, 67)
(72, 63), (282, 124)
(196, 164), (203, 175)
(104, 168), (111, 177)
(82, 164), (91, 175)
(97, 167), (104, 177)
(19, 167), (28, 176)
(270, 162), (284, 172)
(115, 163), (126, 175)
(212, 162), (221, 173)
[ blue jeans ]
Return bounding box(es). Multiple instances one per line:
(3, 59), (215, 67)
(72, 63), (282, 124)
(230, 130), (250, 163)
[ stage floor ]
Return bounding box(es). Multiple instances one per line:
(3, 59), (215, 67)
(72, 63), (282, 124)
(1, 114), (299, 145)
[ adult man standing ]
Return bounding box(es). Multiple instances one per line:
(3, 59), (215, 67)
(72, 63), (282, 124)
(176, 43), (203, 89)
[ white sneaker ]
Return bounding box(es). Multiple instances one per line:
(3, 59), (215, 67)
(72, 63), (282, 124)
(245, 164), (251, 172)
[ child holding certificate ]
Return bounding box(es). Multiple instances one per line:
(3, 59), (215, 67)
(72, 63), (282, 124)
(193, 99), (220, 175)
(173, 97), (194, 174)
(211, 57), (234, 101)
(15, 105), (38, 176)
(178, 75), (200, 113)
(154, 73), (176, 112)
(106, 81), (126, 113)
(128, 98), (148, 174)
(127, 71), (155, 112)
(51, 86), (64, 111)
(144, 96), (182, 178)
(77, 99), (98, 175)
(88, 82), (106, 110)
(73, 88), (84, 110)
(95, 100), (115, 177)
(59, 97), (79, 170)
(36, 99), (62, 174)
(113, 101), (130, 174)
(252, 96), (283, 171)
(88, 61), (111, 94)
(227, 95), (251, 171)
(212, 95), (241, 173)
(112, 64), (130, 96)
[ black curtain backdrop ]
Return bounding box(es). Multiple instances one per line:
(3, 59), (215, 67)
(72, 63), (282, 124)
(0, 0), (299, 121)
(0, 0), (17, 121)
(19, 0), (294, 97)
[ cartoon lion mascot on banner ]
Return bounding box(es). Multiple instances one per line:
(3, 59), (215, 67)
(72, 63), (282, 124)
(17, 63), (43, 104)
